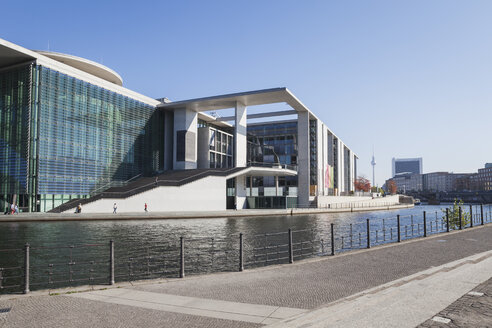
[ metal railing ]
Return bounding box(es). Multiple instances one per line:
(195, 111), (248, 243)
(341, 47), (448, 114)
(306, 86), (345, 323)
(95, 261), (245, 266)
(295, 201), (400, 210)
(1, 204), (491, 294)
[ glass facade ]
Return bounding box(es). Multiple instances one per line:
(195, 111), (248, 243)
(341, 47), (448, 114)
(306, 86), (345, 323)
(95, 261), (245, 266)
(247, 121), (298, 191)
(247, 121), (297, 166)
(309, 120), (317, 192)
(208, 127), (233, 168)
(344, 145), (351, 194)
(1, 63), (162, 212)
(0, 64), (33, 212)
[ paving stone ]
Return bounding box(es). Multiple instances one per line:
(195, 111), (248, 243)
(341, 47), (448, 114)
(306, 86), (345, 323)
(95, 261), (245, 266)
(417, 276), (492, 328)
(0, 295), (260, 328)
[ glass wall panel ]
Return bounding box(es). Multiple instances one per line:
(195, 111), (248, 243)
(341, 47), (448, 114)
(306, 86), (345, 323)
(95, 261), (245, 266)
(35, 66), (159, 210)
(0, 64), (32, 211)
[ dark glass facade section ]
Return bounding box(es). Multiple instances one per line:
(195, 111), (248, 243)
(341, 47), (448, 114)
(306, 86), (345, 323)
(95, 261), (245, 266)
(395, 160), (421, 175)
(0, 64), (33, 212)
(332, 136), (338, 191)
(309, 120), (317, 187)
(247, 121), (298, 188)
(35, 66), (159, 210)
(344, 146), (350, 193)
(247, 121), (297, 166)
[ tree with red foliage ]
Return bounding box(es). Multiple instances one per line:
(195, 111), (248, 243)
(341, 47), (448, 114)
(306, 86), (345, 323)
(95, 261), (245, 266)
(387, 180), (397, 195)
(354, 176), (371, 192)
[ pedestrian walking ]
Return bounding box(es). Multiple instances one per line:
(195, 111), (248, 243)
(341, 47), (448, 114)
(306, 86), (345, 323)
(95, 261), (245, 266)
(113, 203), (117, 214)
(155, 176), (158, 186)
(144, 203), (148, 212)
(14, 204), (19, 214)
(10, 203), (15, 215)
(77, 203), (82, 213)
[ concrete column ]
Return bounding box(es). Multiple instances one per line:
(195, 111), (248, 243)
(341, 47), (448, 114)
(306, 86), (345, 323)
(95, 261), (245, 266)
(349, 150), (355, 192)
(235, 102), (247, 167)
(275, 176), (279, 196)
(249, 176), (253, 196)
(173, 108), (198, 170)
(236, 175), (247, 209)
(337, 140), (344, 195)
(197, 127), (210, 169)
(298, 111), (310, 207)
(316, 120), (324, 197)
(163, 111), (174, 170)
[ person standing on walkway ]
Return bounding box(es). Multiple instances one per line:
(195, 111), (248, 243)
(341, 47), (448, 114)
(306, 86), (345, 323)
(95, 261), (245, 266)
(14, 204), (19, 214)
(155, 176), (158, 186)
(113, 203), (117, 214)
(144, 203), (148, 212)
(77, 203), (82, 213)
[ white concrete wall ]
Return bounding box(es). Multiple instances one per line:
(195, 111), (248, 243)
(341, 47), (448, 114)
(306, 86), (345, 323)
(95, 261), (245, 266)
(297, 112), (310, 206)
(197, 127), (210, 169)
(65, 176), (226, 213)
(349, 149), (355, 192)
(316, 119), (324, 196)
(173, 108), (198, 170)
(317, 194), (400, 207)
(235, 102), (247, 167)
(236, 175), (247, 209)
(337, 140), (344, 194)
(321, 125), (329, 196)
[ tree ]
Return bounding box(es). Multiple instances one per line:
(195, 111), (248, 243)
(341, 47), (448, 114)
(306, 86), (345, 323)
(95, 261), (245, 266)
(387, 180), (397, 195)
(354, 176), (371, 192)
(442, 198), (470, 229)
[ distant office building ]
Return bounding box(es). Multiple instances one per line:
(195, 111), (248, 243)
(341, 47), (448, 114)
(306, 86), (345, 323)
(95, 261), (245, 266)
(392, 157), (422, 177)
(386, 171), (472, 193)
(391, 172), (423, 193)
(470, 165), (492, 191)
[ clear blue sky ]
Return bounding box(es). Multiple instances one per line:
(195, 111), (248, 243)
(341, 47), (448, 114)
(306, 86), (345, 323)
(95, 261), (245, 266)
(2, 0), (492, 185)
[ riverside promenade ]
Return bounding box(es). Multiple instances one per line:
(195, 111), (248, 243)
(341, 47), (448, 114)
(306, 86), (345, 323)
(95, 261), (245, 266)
(0, 204), (413, 222)
(0, 224), (490, 327)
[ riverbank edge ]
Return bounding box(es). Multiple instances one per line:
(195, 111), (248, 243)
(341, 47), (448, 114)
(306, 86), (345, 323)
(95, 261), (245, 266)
(1, 223), (487, 300)
(0, 204), (413, 222)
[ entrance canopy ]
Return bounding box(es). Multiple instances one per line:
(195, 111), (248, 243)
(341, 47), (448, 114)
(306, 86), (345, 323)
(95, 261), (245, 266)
(226, 166), (298, 179)
(158, 87), (317, 120)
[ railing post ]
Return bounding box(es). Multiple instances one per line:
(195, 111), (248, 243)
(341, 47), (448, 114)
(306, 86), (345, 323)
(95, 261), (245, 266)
(288, 229), (293, 263)
(481, 204), (484, 225)
(109, 240), (115, 285)
(459, 206), (462, 230)
(24, 243), (30, 294)
(397, 215), (401, 242)
(423, 211), (427, 237)
(470, 204), (473, 227)
(366, 219), (371, 248)
(180, 237), (185, 278)
(239, 233), (244, 272)
(446, 208), (450, 232)
(331, 223), (335, 255)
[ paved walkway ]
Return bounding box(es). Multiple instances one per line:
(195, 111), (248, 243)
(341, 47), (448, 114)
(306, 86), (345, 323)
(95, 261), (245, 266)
(0, 225), (490, 327)
(417, 276), (492, 328)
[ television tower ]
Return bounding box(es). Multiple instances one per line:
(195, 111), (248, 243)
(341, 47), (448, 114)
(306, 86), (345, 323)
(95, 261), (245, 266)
(371, 147), (376, 188)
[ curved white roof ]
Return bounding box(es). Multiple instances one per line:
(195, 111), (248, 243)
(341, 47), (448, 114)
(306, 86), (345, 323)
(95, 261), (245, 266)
(33, 50), (123, 86)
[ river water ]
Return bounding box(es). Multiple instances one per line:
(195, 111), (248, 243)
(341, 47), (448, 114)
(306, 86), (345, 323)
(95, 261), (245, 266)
(0, 204), (489, 292)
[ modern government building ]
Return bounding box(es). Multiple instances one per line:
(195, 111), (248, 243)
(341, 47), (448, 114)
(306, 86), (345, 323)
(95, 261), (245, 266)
(0, 37), (358, 213)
